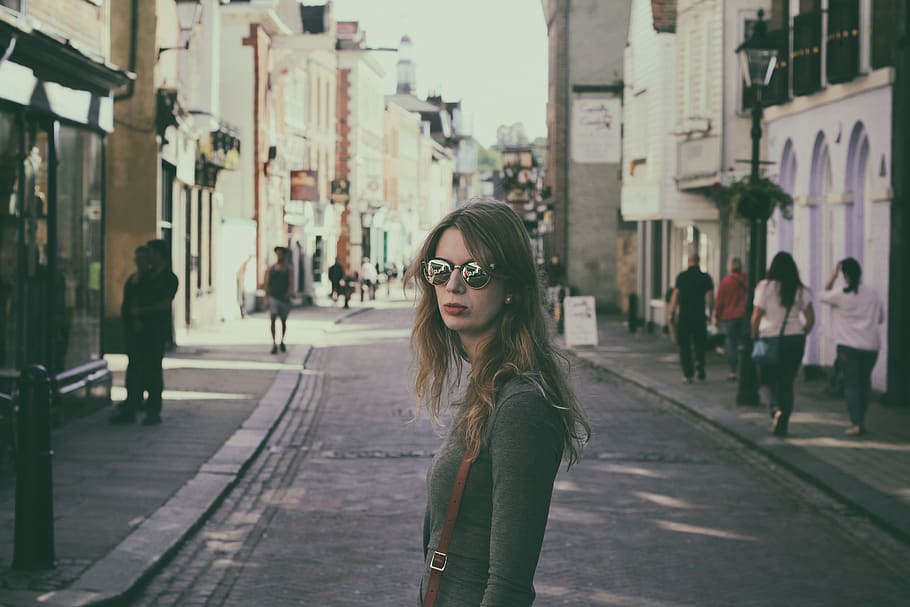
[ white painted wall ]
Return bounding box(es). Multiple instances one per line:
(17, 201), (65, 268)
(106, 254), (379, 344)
(766, 76), (892, 389)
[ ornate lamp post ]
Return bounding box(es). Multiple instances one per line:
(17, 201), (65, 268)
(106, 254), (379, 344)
(735, 9), (779, 405)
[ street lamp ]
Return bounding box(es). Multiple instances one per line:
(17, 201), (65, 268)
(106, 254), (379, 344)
(735, 9), (779, 405)
(157, 0), (204, 60)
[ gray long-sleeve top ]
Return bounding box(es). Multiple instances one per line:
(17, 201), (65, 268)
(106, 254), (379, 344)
(420, 377), (563, 606)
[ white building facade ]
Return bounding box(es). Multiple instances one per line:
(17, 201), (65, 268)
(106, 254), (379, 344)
(622, 0), (716, 326)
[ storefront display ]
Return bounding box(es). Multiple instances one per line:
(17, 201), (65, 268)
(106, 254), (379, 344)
(0, 14), (129, 418)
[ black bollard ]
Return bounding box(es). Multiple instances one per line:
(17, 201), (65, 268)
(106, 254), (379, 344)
(13, 364), (55, 570)
(628, 293), (639, 333)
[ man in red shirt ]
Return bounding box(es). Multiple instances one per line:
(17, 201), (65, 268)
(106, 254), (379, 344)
(715, 257), (749, 381)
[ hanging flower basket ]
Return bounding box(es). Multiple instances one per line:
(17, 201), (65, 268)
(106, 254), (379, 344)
(711, 176), (794, 221)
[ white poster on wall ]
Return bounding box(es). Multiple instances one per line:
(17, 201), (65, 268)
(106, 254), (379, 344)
(563, 296), (599, 347)
(571, 97), (622, 164)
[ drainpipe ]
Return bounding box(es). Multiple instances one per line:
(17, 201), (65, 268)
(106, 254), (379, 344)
(114, 0), (139, 101)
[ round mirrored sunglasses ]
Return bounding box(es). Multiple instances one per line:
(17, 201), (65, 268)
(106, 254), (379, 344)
(422, 258), (495, 289)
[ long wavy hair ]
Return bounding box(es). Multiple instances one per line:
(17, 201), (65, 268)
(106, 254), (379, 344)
(766, 251), (804, 307)
(405, 198), (590, 465)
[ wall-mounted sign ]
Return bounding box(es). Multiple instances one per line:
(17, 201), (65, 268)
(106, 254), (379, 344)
(290, 169), (319, 201)
(330, 179), (350, 204)
(571, 97), (621, 164)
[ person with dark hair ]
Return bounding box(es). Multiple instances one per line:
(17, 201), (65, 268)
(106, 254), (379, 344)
(668, 251), (714, 383)
(821, 258), (884, 436)
(715, 257), (749, 381)
(751, 251), (815, 436)
(118, 245), (150, 414)
(110, 239), (178, 426)
(407, 198), (590, 606)
(265, 246), (292, 354)
(328, 257), (344, 302)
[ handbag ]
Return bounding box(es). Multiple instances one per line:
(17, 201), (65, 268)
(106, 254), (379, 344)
(423, 452), (473, 607)
(751, 301), (792, 365)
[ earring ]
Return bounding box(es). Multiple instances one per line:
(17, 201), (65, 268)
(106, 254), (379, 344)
(505, 295), (513, 304)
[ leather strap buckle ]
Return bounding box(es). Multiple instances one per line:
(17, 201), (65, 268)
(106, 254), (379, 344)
(430, 551), (447, 572)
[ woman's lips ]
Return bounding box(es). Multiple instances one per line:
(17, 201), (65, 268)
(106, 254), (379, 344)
(443, 303), (467, 315)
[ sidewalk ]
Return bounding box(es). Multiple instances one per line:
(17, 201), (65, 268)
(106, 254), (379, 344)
(562, 315), (910, 543)
(0, 304), (357, 607)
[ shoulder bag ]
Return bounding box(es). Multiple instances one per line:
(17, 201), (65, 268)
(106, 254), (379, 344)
(423, 452), (473, 607)
(751, 300), (793, 365)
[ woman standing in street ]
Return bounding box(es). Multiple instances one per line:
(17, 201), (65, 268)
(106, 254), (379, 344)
(821, 258), (884, 436)
(751, 251), (815, 436)
(407, 198), (590, 606)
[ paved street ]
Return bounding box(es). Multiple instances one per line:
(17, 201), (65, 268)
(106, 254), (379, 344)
(128, 304), (910, 607)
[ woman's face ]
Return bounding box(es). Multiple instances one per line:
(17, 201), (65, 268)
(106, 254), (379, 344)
(431, 227), (507, 357)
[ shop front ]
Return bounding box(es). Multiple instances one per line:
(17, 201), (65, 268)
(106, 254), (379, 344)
(0, 20), (129, 420)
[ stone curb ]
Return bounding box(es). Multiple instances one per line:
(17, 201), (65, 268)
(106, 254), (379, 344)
(569, 348), (910, 546)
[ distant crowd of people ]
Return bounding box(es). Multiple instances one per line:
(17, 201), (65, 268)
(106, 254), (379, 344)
(667, 250), (883, 438)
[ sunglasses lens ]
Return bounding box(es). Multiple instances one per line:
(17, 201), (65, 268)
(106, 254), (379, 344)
(424, 259), (453, 285)
(462, 262), (491, 288)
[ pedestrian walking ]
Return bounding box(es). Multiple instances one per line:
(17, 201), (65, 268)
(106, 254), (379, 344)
(407, 198), (590, 606)
(265, 246), (292, 354)
(360, 256), (378, 301)
(751, 251), (815, 436)
(110, 239), (178, 426)
(328, 257), (344, 302)
(715, 257), (749, 381)
(668, 251), (714, 383)
(821, 258), (884, 436)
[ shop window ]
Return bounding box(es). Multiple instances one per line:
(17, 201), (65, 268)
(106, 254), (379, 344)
(56, 126), (103, 370)
(0, 111), (20, 370)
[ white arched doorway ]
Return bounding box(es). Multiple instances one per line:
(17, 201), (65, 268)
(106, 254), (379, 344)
(773, 139), (796, 255)
(844, 122), (870, 265)
(808, 132), (832, 366)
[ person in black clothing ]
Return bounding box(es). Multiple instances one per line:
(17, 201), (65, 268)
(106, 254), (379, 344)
(327, 257), (344, 302)
(265, 246), (292, 354)
(111, 239), (178, 425)
(120, 244), (150, 415)
(668, 251), (715, 383)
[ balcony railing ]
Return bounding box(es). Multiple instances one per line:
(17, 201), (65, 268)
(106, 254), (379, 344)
(826, 0), (860, 85)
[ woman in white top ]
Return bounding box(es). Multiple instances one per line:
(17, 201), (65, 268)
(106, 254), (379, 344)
(751, 252), (815, 436)
(821, 258), (884, 436)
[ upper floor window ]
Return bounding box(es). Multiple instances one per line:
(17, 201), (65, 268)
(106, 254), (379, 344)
(0, 0), (21, 12)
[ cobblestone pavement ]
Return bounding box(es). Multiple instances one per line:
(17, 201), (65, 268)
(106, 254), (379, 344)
(128, 305), (910, 607)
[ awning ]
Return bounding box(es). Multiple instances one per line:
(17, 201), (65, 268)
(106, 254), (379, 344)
(0, 14), (132, 132)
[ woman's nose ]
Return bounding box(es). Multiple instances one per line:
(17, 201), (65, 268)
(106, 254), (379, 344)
(445, 270), (466, 293)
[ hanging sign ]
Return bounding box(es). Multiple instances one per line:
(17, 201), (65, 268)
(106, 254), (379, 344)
(290, 169), (319, 201)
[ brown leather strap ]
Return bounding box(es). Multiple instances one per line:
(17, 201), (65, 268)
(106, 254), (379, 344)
(423, 452), (473, 607)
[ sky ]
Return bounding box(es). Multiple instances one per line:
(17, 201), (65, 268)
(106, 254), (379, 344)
(331, 0), (549, 148)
